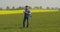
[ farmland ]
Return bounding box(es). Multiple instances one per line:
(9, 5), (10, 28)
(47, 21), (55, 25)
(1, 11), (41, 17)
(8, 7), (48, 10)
(0, 10), (60, 32)
(0, 10), (58, 14)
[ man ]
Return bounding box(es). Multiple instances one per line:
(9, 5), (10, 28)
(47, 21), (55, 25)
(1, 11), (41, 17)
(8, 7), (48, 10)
(23, 5), (32, 28)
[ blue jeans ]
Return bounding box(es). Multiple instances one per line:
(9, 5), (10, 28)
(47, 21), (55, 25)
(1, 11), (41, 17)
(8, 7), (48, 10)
(23, 14), (29, 28)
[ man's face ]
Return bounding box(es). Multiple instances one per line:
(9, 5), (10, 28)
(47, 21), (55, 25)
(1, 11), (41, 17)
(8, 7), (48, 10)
(26, 7), (29, 9)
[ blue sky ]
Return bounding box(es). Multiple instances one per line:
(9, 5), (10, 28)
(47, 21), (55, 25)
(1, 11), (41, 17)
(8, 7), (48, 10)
(0, 0), (60, 8)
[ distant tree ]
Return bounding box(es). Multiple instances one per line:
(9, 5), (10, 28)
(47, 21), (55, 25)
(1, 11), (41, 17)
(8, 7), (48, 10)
(40, 6), (43, 9)
(16, 6), (24, 10)
(0, 8), (2, 10)
(55, 7), (60, 10)
(59, 9), (60, 11)
(51, 7), (55, 10)
(11, 6), (15, 10)
(6, 6), (10, 10)
(46, 7), (50, 9)
(33, 6), (39, 9)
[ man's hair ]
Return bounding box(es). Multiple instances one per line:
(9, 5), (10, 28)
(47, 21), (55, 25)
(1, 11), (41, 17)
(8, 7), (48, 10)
(25, 5), (28, 8)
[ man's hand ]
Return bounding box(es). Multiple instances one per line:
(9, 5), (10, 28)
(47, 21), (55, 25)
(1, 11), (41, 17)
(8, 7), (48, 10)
(24, 12), (29, 14)
(27, 12), (31, 15)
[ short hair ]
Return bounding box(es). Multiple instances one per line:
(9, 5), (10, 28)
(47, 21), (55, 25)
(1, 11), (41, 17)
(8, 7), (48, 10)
(25, 5), (28, 8)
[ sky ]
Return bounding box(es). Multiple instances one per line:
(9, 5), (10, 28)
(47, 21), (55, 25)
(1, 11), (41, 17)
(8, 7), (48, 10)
(0, 0), (60, 8)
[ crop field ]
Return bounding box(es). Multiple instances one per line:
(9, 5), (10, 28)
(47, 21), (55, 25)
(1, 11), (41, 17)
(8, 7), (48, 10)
(0, 10), (58, 14)
(0, 10), (60, 32)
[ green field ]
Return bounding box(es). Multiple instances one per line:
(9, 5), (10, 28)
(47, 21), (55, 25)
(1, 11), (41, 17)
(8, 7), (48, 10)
(0, 12), (60, 32)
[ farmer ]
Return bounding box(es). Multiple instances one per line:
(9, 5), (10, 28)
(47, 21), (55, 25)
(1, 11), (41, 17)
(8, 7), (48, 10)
(23, 5), (32, 28)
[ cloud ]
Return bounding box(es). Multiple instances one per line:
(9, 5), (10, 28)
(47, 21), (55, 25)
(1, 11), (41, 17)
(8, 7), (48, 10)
(0, 0), (60, 8)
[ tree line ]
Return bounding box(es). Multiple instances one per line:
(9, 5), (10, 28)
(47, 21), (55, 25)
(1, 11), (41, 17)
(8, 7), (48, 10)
(0, 6), (60, 10)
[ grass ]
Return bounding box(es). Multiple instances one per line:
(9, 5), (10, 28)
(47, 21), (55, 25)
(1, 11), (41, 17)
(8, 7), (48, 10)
(30, 12), (60, 32)
(0, 11), (60, 32)
(0, 14), (23, 32)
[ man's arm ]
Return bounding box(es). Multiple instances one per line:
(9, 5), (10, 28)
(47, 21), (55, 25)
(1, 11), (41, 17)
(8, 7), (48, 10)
(24, 9), (31, 14)
(24, 11), (29, 14)
(24, 12), (31, 15)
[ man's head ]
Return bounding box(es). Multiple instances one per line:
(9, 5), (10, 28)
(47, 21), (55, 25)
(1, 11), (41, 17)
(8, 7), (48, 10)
(25, 5), (29, 9)
(25, 5), (28, 7)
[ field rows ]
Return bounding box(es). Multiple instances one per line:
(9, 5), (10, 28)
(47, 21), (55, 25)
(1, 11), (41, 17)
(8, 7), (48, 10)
(0, 10), (59, 14)
(0, 12), (60, 32)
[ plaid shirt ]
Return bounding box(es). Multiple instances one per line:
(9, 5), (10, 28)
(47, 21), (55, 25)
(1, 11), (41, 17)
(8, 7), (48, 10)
(24, 9), (32, 18)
